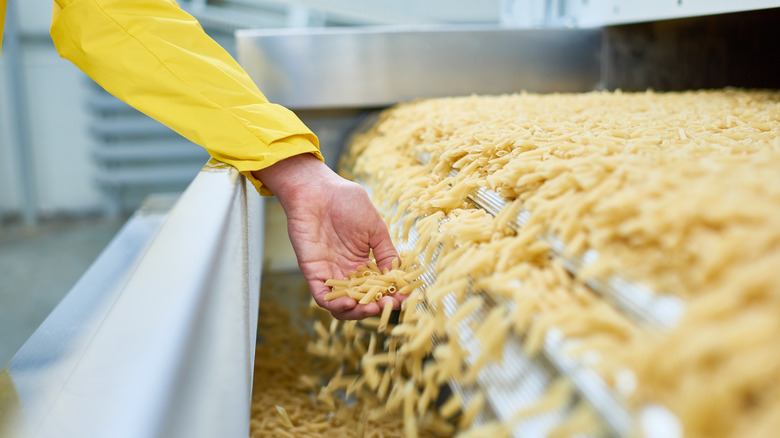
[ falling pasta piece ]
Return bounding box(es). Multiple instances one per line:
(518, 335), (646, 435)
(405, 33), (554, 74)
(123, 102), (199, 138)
(274, 405), (294, 428)
(378, 300), (395, 332)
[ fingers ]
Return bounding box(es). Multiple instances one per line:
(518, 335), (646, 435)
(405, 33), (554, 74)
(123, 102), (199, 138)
(306, 259), (405, 320)
(370, 219), (399, 273)
(291, 180), (404, 321)
(330, 294), (403, 320)
(314, 280), (404, 320)
(377, 295), (403, 311)
(308, 277), (357, 314)
(331, 301), (380, 320)
(323, 296), (358, 314)
(391, 290), (410, 305)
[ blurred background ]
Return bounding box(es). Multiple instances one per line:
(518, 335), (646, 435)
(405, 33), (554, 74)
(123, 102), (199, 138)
(0, 0), (503, 368)
(1, 0), (777, 365)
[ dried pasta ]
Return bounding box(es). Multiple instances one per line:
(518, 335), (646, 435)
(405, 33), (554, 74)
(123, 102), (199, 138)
(250, 273), (409, 438)
(310, 89), (780, 438)
(324, 260), (419, 305)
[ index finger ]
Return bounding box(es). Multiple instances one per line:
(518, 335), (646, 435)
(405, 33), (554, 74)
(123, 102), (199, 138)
(368, 220), (399, 273)
(332, 294), (403, 320)
(308, 277), (357, 314)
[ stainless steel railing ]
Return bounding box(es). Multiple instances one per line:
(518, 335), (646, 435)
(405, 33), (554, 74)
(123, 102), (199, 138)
(1, 159), (263, 438)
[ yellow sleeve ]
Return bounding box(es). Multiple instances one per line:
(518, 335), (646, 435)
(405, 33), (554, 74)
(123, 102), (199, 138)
(50, 0), (323, 196)
(0, 0), (7, 58)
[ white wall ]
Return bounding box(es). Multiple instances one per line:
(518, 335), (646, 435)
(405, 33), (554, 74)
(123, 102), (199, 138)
(0, 0), (103, 221)
(0, 58), (23, 216)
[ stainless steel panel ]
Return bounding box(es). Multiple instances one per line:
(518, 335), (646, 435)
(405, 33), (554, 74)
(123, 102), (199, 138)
(236, 25), (602, 109)
(1, 161), (263, 438)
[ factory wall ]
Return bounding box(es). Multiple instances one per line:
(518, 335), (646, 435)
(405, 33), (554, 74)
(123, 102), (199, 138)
(0, 0), (102, 221)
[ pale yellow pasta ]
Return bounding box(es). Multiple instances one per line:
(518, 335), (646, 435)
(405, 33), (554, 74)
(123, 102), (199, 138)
(319, 89), (780, 438)
(459, 392), (486, 429)
(440, 393), (462, 419)
(510, 379), (574, 425)
(325, 279), (351, 287)
(324, 289), (348, 300)
(378, 300), (394, 333)
(457, 421), (511, 438)
(359, 285), (384, 304)
(250, 278), (407, 438)
(403, 381), (418, 438)
(274, 405), (294, 428)
(446, 296), (484, 330)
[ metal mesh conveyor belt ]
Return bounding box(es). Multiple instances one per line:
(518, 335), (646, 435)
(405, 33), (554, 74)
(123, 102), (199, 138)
(358, 159), (683, 437)
(395, 222), (600, 438)
(436, 163), (687, 331)
(396, 218), (658, 438)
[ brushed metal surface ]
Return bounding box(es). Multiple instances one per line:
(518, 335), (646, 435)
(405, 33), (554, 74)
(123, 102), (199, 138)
(236, 25), (602, 109)
(0, 161), (263, 438)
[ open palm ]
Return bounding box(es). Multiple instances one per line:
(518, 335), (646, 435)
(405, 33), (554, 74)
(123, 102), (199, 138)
(255, 154), (401, 319)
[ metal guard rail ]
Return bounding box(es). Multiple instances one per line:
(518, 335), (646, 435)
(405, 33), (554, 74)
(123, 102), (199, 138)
(0, 159), (263, 438)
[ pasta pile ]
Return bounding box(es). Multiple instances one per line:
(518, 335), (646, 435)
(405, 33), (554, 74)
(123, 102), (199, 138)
(314, 226), (633, 437)
(323, 259), (422, 306)
(319, 89), (780, 438)
(250, 273), (409, 438)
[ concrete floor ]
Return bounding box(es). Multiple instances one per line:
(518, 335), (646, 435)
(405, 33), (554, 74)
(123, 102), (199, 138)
(0, 217), (125, 366)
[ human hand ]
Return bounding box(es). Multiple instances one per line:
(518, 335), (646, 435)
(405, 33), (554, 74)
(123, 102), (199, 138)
(253, 154), (402, 319)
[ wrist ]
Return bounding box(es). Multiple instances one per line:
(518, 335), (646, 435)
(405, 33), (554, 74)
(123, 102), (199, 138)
(252, 153), (338, 205)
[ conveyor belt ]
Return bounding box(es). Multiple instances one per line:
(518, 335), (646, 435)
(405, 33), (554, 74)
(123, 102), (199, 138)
(420, 154), (687, 331)
(397, 222), (580, 437)
(363, 177), (682, 438)
(399, 221), (619, 437)
(465, 179), (686, 330)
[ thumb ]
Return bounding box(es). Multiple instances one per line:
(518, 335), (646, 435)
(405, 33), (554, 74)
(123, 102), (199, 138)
(370, 218), (399, 272)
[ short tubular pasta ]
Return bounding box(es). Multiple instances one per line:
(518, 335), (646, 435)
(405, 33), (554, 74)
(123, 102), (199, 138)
(250, 274), (407, 438)
(324, 259), (418, 305)
(378, 300), (394, 333)
(313, 89), (780, 438)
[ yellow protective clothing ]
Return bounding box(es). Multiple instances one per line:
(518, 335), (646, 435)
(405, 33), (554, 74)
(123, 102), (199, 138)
(1, 1), (7, 56)
(3, 0), (322, 196)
